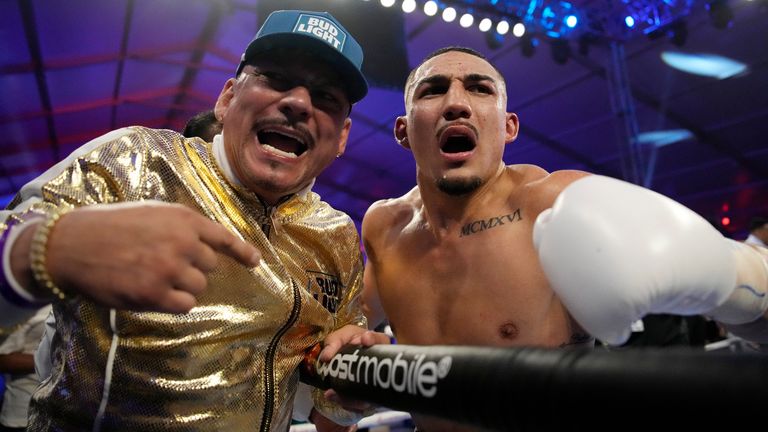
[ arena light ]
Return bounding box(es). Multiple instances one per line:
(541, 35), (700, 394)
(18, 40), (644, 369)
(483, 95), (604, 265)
(512, 22), (526, 37)
(521, 34), (536, 57)
(636, 129), (694, 147)
(479, 18), (493, 32)
(625, 16), (635, 28)
(401, 0), (416, 13)
(669, 20), (687, 46)
(442, 7), (457, 22)
(366, 0), (585, 46)
(577, 33), (594, 56)
(496, 20), (510, 35)
(550, 39), (571, 64)
(459, 13), (474, 28)
(661, 51), (748, 79)
(707, 0), (734, 29)
(424, 0), (438, 16)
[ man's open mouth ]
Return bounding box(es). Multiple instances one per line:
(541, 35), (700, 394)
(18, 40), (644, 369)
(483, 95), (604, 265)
(438, 125), (477, 154)
(441, 134), (476, 153)
(257, 129), (309, 158)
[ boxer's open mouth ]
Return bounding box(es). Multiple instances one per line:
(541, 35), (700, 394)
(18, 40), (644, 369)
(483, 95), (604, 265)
(441, 135), (475, 153)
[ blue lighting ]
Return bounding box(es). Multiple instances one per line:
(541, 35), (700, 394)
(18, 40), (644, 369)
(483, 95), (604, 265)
(625, 15), (635, 28)
(661, 51), (749, 79)
(637, 129), (694, 148)
(519, 1), (579, 39)
(0, 194), (13, 208)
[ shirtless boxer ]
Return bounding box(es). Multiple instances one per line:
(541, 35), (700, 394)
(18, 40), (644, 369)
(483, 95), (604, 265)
(361, 47), (768, 432)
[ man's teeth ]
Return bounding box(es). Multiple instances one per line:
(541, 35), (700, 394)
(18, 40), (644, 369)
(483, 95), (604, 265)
(263, 144), (298, 159)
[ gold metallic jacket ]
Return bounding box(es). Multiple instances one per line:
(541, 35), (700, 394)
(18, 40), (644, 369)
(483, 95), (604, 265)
(6, 127), (366, 431)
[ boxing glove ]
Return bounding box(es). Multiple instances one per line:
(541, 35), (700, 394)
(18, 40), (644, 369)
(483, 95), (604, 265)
(533, 175), (768, 345)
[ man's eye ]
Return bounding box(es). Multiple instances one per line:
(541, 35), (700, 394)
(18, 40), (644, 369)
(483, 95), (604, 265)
(253, 71), (291, 89)
(420, 86), (447, 97)
(468, 84), (492, 94)
(312, 90), (344, 112)
(315, 90), (338, 103)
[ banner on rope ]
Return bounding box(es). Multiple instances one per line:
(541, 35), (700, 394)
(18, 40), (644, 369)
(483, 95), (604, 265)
(300, 343), (768, 431)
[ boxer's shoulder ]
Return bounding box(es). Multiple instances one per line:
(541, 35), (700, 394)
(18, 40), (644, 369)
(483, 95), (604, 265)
(520, 168), (590, 213)
(363, 187), (420, 240)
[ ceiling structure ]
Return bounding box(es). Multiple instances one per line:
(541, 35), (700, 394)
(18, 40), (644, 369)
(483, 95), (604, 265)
(1, 0), (766, 237)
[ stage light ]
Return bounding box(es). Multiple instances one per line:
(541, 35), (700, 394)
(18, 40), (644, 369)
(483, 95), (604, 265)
(479, 18), (492, 32)
(721, 216), (731, 227)
(550, 39), (571, 64)
(401, 0), (416, 13)
(661, 51), (748, 79)
(424, 1), (438, 16)
(708, 0), (734, 29)
(460, 13), (474, 28)
(577, 33), (592, 56)
(442, 7), (457, 22)
(380, 0), (395, 8)
(521, 34), (536, 58)
(512, 22), (525, 37)
(669, 20), (687, 47)
(636, 129), (694, 147)
(496, 20), (510, 35)
(565, 14), (578, 28)
(625, 16), (635, 28)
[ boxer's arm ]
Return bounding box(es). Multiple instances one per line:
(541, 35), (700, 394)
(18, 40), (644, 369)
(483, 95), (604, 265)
(361, 203), (388, 330)
(361, 250), (386, 330)
(533, 175), (768, 345)
(710, 243), (768, 343)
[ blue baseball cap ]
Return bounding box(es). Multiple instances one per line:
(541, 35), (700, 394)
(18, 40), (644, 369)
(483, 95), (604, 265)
(236, 10), (368, 104)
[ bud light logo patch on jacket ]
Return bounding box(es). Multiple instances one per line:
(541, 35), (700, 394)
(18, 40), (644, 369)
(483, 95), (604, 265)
(306, 270), (342, 314)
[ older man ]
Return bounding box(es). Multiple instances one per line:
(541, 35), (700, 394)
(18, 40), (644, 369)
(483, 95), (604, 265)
(0, 10), (386, 431)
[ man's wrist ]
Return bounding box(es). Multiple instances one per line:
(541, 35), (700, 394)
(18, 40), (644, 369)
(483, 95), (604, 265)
(29, 207), (71, 301)
(1, 219), (50, 307)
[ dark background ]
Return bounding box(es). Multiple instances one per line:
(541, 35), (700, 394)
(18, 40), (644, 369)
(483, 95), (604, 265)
(1, 0), (766, 238)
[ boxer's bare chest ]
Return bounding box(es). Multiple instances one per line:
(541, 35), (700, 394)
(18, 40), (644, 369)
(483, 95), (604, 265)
(376, 203), (573, 347)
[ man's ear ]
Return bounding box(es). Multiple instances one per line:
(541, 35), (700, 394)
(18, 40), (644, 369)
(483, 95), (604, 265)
(214, 78), (237, 122)
(505, 112), (519, 144)
(336, 118), (352, 157)
(394, 116), (410, 149)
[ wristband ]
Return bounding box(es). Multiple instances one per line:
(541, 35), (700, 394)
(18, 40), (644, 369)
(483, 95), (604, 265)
(29, 208), (70, 300)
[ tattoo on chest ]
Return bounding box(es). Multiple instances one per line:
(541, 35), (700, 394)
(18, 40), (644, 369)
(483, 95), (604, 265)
(459, 208), (522, 237)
